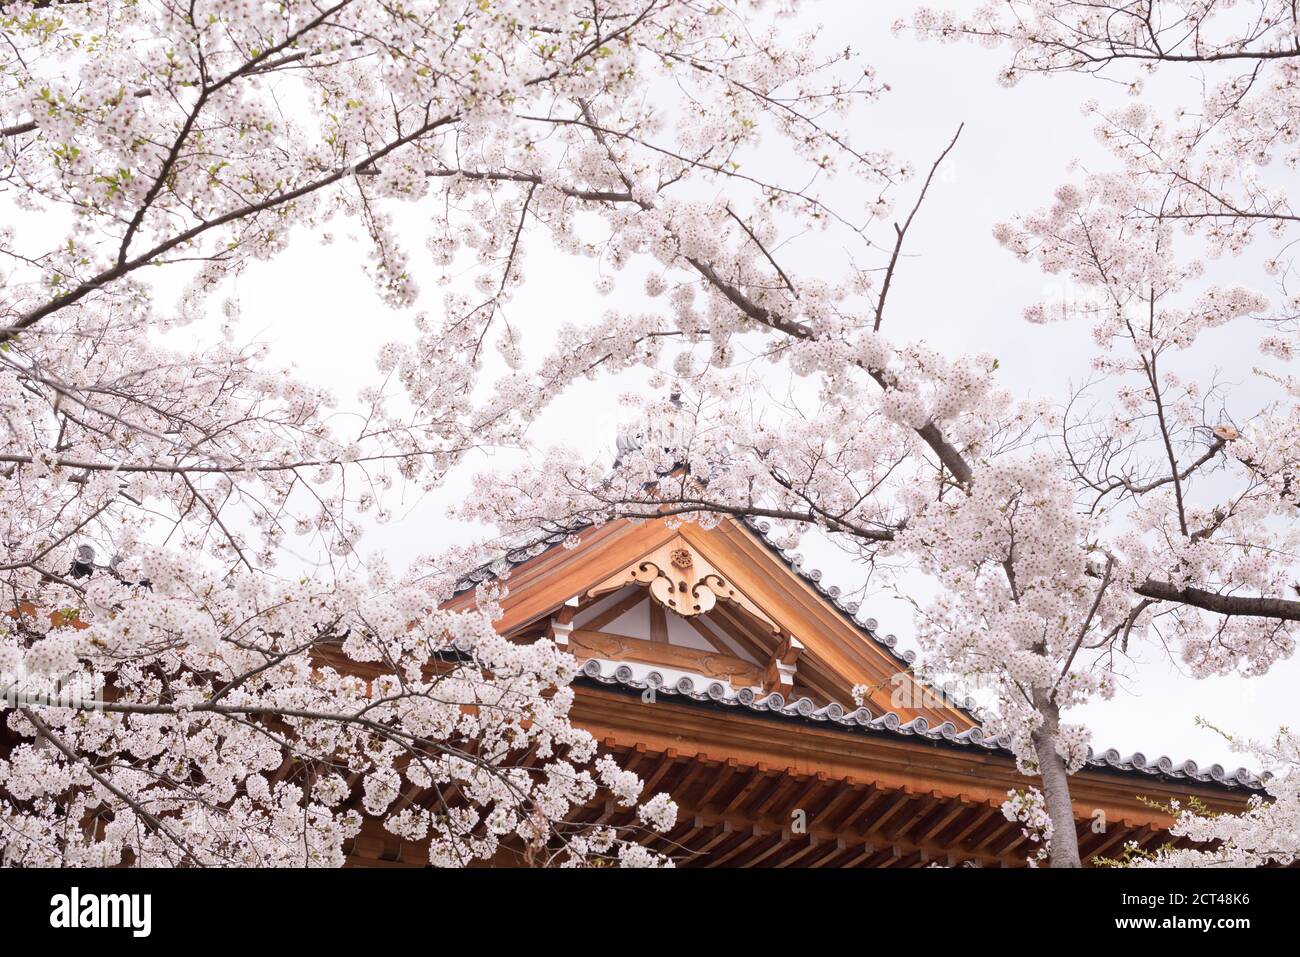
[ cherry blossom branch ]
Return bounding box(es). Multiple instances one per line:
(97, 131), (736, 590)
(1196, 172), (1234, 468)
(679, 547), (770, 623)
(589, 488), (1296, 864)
(1133, 581), (1300, 622)
(20, 707), (200, 865)
(2, 108), (459, 341)
(874, 123), (963, 332)
(115, 1), (356, 268)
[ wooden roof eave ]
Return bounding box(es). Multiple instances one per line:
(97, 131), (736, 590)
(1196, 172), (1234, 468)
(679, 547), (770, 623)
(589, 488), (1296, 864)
(677, 521), (971, 728)
(571, 683), (1253, 833)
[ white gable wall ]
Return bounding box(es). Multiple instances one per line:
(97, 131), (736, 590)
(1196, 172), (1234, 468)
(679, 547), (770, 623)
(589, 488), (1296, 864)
(572, 585), (763, 664)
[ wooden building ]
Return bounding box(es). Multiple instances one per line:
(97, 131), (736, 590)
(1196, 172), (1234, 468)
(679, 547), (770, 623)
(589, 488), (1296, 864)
(349, 515), (1262, 867)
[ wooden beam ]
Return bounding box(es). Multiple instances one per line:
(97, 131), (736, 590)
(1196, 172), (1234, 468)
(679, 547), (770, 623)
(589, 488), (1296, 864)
(878, 845), (906, 869)
(671, 754), (716, 803)
(685, 615), (733, 656)
(673, 808), (1020, 868)
(863, 791), (915, 837)
(753, 772), (804, 817)
(641, 750), (679, 793)
(774, 835), (825, 868)
(660, 816), (708, 857)
(1085, 823), (1143, 862)
(569, 628), (765, 688)
(734, 831), (788, 868)
(880, 795), (932, 842)
(545, 596), (581, 647)
(649, 599), (668, 644)
(915, 796), (972, 844)
(836, 788), (891, 831)
(704, 826), (767, 868)
(714, 601), (844, 704)
(695, 821), (737, 855)
(705, 601), (778, 668)
(582, 589), (646, 632)
(969, 816), (1014, 853)
(812, 780), (860, 827)
(763, 634), (804, 695)
(807, 837), (850, 868)
(947, 805), (998, 847)
(717, 766), (776, 816)
(788, 772), (831, 817)
(992, 827), (1027, 858)
(694, 758), (740, 808)
(837, 841), (878, 868)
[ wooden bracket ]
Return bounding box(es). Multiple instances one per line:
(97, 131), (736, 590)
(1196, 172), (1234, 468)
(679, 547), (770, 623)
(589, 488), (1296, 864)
(763, 633), (804, 694)
(545, 596), (581, 648)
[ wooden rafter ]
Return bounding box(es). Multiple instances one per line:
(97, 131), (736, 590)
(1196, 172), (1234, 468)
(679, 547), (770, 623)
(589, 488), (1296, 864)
(580, 588), (646, 632)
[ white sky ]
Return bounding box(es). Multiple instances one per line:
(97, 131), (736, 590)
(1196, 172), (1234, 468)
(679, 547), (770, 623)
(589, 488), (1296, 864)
(146, 1), (1298, 772)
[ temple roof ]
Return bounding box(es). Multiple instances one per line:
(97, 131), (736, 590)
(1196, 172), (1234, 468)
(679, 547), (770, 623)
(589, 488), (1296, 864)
(577, 656), (1264, 792)
(451, 515), (1265, 795)
(453, 517), (976, 703)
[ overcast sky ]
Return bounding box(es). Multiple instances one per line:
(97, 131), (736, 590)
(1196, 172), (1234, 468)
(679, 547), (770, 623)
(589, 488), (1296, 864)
(151, 1), (1300, 773)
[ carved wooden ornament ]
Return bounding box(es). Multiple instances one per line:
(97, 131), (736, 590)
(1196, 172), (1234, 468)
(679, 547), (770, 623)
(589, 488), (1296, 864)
(588, 537), (779, 632)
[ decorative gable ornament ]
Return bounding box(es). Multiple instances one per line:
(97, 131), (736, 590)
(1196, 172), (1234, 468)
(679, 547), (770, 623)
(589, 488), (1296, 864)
(588, 536), (779, 633)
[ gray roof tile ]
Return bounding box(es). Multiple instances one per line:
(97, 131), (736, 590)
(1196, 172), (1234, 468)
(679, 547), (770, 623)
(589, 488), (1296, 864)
(576, 658), (1264, 792)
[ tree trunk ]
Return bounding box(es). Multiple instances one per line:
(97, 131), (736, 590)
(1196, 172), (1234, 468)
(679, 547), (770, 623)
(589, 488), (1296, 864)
(1030, 690), (1082, 868)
